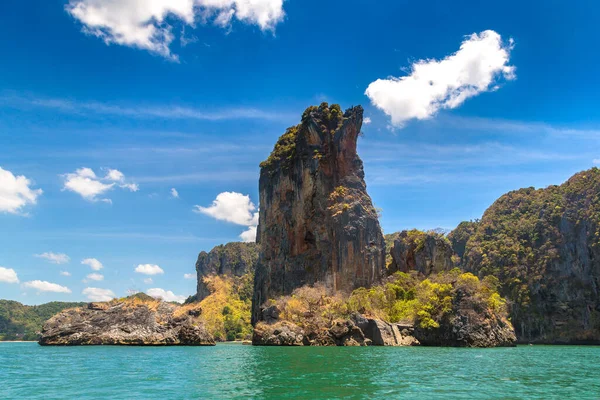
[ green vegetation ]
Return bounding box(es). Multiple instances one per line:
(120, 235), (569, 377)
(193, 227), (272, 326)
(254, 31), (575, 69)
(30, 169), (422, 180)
(271, 270), (508, 331)
(448, 220), (479, 260)
(260, 103), (347, 171)
(458, 168), (600, 338)
(0, 300), (86, 340)
(197, 273), (254, 341)
(259, 125), (299, 171)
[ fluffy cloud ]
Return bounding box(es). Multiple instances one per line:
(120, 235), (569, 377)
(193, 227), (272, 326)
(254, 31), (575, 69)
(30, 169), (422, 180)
(66, 0), (285, 60)
(135, 264), (164, 276)
(82, 258), (104, 271)
(83, 287), (115, 302)
(171, 188), (179, 198)
(183, 273), (195, 280)
(194, 191), (259, 241)
(60, 271), (72, 277)
(239, 225), (257, 243)
(62, 167), (114, 202)
(0, 167), (42, 215)
(0, 267), (19, 284)
(62, 167), (138, 202)
(147, 288), (186, 304)
(35, 252), (70, 265)
(85, 273), (104, 282)
(363, 117), (372, 125)
(105, 169), (124, 182)
(365, 30), (515, 128)
(22, 280), (71, 293)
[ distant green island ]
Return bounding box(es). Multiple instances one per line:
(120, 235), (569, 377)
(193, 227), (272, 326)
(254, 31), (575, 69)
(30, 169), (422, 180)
(0, 300), (85, 341)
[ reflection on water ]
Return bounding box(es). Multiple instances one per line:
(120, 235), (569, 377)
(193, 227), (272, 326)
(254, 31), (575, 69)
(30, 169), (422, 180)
(1, 343), (599, 399)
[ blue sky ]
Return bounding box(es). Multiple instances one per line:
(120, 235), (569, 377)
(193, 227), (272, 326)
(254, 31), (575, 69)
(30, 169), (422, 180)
(0, 0), (599, 304)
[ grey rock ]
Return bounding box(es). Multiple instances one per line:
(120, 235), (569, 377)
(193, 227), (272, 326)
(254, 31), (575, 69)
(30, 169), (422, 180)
(39, 298), (215, 346)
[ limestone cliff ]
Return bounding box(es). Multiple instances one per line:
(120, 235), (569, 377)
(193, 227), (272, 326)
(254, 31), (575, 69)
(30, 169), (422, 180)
(459, 168), (600, 343)
(39, 294), (215, 346)
(252, 103), (385, 323)
(194, 242), (258, 302)
(388, 230), (455, 275)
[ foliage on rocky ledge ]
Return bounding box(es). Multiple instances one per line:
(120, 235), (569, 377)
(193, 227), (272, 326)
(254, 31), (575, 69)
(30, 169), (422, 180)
(259, 103), (351, 172)
(197, 273), (254, 341)
(0, 300), (86, 341)
(263, 270), (512, 345)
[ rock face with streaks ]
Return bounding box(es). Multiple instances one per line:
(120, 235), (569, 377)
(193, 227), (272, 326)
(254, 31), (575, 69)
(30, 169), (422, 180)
(388, 230), (455, 276)
(194, 242), (258, 302)
(252, 103), (385, 324)
(39, 294), (215, 346)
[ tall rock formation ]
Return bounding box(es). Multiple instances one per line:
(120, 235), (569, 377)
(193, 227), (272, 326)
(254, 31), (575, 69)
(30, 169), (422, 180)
(194, 242), (258, 302)
(388, 230), (455, 276)
(252, 103), (385, 324)
(459, 168), (600, 343)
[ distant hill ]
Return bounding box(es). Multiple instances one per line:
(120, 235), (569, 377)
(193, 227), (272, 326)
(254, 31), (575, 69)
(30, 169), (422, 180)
(0, 300), (86, 341)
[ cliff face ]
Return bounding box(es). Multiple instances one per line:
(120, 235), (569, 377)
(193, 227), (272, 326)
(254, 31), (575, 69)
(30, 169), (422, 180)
(39, 295), (215, 346)
(388, 230), (455, 276)
(459, 168), (600, 343)
(195, 242), (258, 302)
(252, 103), (385, 324)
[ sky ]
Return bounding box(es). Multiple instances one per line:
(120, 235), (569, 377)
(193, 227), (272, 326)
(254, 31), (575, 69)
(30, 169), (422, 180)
(1, 0), (599, 304)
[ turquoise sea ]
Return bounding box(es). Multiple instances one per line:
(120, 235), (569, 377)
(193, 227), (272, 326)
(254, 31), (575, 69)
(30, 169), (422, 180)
(1, 343), (599, 399)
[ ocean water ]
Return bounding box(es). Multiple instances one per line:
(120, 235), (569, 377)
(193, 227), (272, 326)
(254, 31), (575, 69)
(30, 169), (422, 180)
(1, 343), (599, 399)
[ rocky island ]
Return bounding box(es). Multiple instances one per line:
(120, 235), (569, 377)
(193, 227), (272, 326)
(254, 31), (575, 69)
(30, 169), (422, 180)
(250, 103), (516, 347)
(32, 104), (600, 348)
(39, 294), (215, 346)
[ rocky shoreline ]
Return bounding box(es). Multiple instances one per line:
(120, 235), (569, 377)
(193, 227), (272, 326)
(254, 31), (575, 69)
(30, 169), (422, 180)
(39, 295), (215, 346)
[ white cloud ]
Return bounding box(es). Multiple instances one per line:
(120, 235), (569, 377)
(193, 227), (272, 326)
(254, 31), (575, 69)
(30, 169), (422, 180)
(0, 167), (43, 215)
(35, 252), (70, 265)
(365, 30), (515, 128)
(147, 288), (186, 304)
(105, 169), (125, 182)
(135, 264), (164, 276)
(143, 278), (153, 284)
(82, 258), (104, 271)
(60, 271), (72, 277)
(183, 273), (195, 280)
(121, 183), (139, 192)
(0, 267), (19, 284)
(171, 188), (179, 198)
(194, 192), (258, 226)
(62, 167), (138, 202)
(240, 225), (257, 242)
(83, 287), (115, 302)
(85, 273), (104, 282)
(195, 191), (258, 241)
(62, 168), (114, 201)
(66, 0), (285, 60)
(22, 280), (71, 293)
(363, 117), (372, 125)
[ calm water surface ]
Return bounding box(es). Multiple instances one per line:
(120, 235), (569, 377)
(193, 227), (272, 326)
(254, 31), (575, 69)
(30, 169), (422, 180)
(1, 343), (599, 399)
